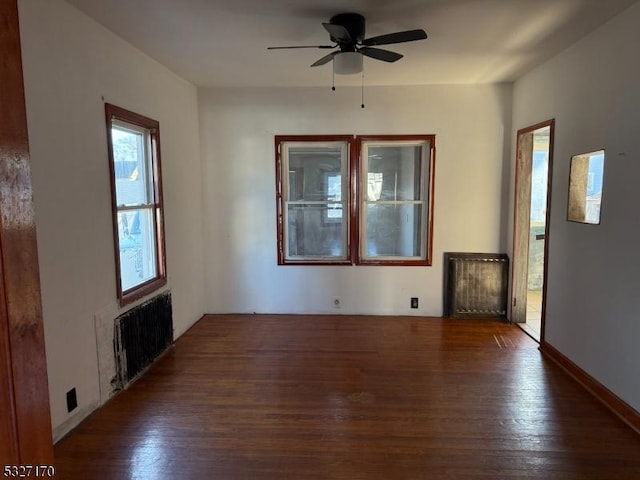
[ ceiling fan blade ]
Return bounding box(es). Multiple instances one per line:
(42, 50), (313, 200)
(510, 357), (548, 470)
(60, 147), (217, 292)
(311, 51), (338, 67)
(359, 47), (403, 63)
(362, 29), (427, 46)
(322, 22), (352, 43)
(267, 45), (335, 50)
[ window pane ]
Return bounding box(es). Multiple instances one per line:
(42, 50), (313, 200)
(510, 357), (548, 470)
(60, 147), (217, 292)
(364, 204), (423, 258)
(286, 204), (347, 259)
(567, 150), (605, 225)
(112, 126), (150, 206)
(367, 145), (423, 201)
(117, 208), (157, 291)
(586, 152), (604, 224)
(288, 146), (344, 201)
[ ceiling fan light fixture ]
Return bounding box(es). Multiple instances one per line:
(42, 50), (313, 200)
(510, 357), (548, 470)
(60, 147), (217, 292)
(333, 52), (363, 75)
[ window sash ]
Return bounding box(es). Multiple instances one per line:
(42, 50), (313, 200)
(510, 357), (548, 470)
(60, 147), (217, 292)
(359, 139), (430, 262)
(279, 139), (350, 263)
(111, 121), (155, 208)
(116, 206), (159, 293)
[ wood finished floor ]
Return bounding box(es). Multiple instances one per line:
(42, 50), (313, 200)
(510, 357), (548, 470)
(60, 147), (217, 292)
(54, 315), (640, 479)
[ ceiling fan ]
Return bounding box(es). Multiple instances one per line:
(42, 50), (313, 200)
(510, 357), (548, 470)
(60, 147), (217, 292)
(267, 13), (428, 73)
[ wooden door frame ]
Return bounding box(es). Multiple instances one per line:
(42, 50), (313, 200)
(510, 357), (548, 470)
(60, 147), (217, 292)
(511, 119), (555, 342)
(0, 0), (53, 465)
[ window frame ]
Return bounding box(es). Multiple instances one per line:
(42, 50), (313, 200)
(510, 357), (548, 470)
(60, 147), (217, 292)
(276, 134), (435, 266)
(105, 103), (167, 305)
(275, 135), (356, 265)
(356, 135), (435, 266)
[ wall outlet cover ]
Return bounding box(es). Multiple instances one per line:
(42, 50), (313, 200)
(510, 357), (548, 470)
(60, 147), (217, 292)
(66, 388), (78, 413)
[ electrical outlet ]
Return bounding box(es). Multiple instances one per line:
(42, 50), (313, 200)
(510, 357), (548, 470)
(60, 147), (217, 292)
(333, 297), (341, 309)
(66, 387), (78, 413)
(411, 297), (419, 309)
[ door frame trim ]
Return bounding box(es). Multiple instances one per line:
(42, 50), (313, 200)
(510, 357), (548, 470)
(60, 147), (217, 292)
(0, 0), (53, 464)
(511, 119), (555, 342)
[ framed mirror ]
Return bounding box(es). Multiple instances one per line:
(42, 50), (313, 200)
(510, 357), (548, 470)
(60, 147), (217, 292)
(567, 150), (605, 224)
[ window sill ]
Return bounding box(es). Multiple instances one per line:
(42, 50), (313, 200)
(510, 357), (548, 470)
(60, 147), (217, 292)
(120, 276), (167, 306)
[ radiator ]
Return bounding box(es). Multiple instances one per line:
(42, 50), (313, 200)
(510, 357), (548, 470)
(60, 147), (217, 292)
(114, 292), (173, 388)
(444, 253), (509, 318)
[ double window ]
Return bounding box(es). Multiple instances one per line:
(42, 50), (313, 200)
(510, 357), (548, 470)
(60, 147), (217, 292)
(276, 135), (435, 265)
(105, 104), (166, 305)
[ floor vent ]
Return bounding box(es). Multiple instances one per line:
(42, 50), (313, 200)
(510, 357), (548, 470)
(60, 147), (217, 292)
(444, 253), (509, 318)
(114, 292), (173, 388)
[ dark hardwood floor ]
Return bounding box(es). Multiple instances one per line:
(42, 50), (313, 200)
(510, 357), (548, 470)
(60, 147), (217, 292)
(54, 315), (640, 479)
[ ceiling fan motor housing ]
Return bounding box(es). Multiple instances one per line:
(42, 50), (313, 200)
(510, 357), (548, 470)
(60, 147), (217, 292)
(330, 13), (366, 48)
(267, 12), (427, 70)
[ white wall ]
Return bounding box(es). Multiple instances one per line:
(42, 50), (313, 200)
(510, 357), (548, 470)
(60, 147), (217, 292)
(18, 0), (205, 440)
(512, 2), (640, 410)
(199, 84), (512, 316)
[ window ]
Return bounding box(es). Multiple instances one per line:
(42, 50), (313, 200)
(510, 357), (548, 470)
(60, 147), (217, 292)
(567, 149), (605, 225)
(276, 135), (435, 266)
(359, 136), (433, 264)
(105, 104), (166, 305)
(276, 136), (353, 264)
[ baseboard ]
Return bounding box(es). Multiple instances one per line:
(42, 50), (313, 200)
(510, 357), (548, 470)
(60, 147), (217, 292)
(52, 401), (100, 444)
(52, 347), (174, 444)
(540, 340), (640, 435)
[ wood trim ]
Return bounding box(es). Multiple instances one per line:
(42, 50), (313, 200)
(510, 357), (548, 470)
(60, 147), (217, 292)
(356, 260), (432, 266)
(0, 243), (19, 462)
(516, 119), (556, 137)
(539, 121), (554, 342)
(511, 119), (554, 343)
(351, 136), (361, 264)
(275, 135), (355, 143)
(427, 141), (436, 268)
(104, 103), (167, 306)
(0, 0), (54, 464)
(275, 137), (284, 264)
(151, 122), (167, 282)
(540, 340), (640, 434)
(355, 134), (435, 142)
(121, 277), (168, 306)
(348, 137), (358, 264)
(274, 135), (355, 266)
(356, 135), (436, 266)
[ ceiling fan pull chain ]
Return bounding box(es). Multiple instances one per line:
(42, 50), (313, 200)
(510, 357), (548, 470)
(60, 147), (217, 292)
(361, 68), (365, 108)
(332, 67), (336, 91)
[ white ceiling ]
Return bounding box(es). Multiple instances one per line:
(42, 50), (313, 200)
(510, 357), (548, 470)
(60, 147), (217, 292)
(65, 0), (638, 87)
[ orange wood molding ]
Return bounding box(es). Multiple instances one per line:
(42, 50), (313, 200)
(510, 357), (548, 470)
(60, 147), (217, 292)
(540, 340), (640, 435)
(0, 0), (54, 465)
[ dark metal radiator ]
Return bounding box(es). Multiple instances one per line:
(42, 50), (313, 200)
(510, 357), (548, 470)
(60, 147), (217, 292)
(114, 292), (173, 387)
(444, 253), (509, 318)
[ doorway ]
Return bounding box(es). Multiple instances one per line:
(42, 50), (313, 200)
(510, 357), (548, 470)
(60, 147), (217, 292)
(512, 120), (554, 341)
